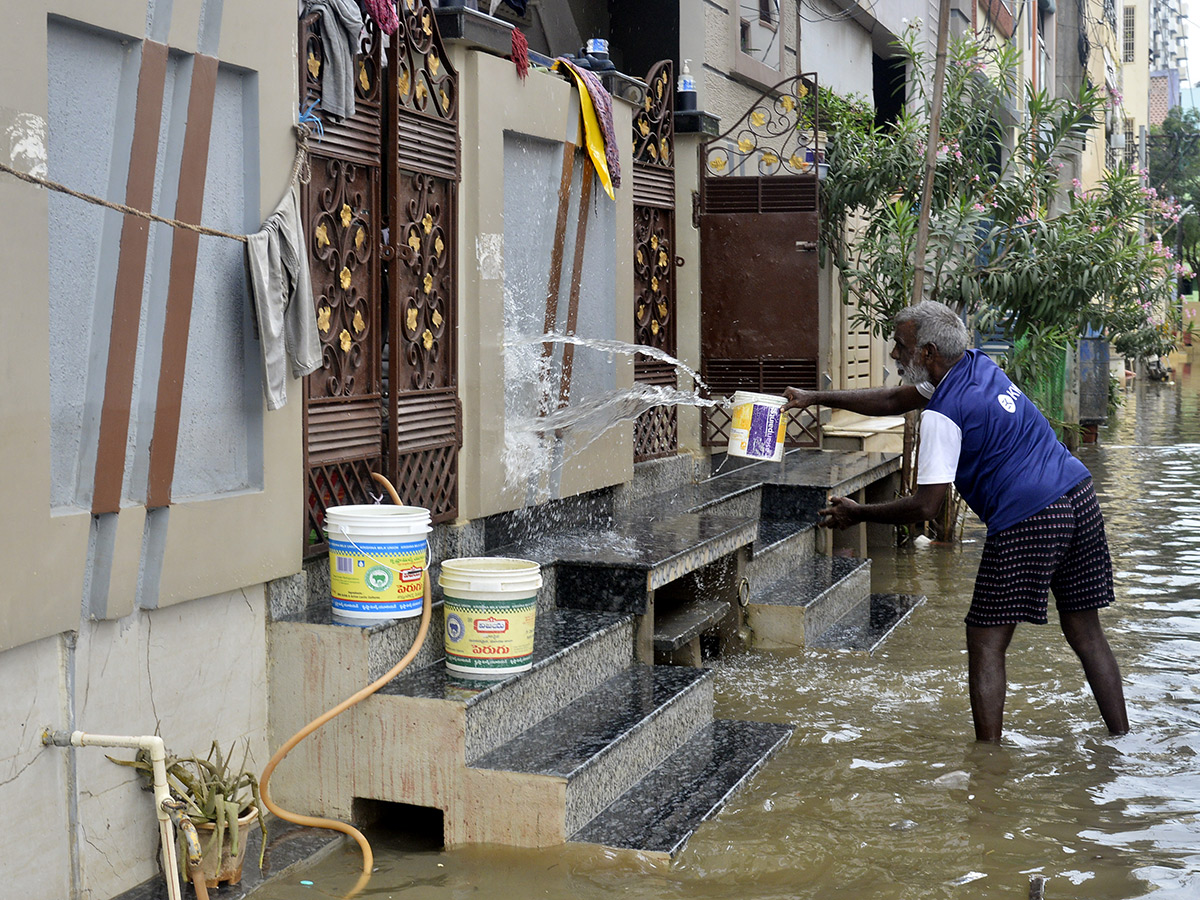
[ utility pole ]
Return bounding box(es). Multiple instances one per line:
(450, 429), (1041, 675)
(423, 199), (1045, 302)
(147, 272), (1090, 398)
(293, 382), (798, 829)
(910, 0), (953, 307)
(902, 0), (953, 518)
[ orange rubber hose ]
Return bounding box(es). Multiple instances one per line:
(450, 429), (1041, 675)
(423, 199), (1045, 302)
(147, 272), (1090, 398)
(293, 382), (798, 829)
(260, 475), (431, 899)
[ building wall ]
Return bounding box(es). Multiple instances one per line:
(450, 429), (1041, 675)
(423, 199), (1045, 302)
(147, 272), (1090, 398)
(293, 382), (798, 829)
(0, 2), (301, 898)
(1122, 1), (1151, 157)
(452, 47), (635, 519)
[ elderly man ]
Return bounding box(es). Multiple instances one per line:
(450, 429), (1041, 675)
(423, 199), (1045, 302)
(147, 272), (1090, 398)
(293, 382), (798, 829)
(783, 300), (1128, 742)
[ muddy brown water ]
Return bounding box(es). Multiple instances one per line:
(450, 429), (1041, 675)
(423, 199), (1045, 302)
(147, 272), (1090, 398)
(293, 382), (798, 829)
(258, 358), (1200, 900)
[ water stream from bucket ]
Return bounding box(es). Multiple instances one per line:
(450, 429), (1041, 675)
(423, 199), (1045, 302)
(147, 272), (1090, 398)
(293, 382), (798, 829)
(501, 332), (730, 502)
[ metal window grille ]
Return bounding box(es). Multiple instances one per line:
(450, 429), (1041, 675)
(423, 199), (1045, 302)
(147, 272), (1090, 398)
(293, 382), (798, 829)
(1124, 6), (1136, 62)
(1124, 118), (1136, 167)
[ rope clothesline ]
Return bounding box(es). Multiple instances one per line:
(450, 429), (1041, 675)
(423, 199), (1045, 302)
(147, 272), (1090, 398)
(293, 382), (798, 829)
(0, 124), (313, 244)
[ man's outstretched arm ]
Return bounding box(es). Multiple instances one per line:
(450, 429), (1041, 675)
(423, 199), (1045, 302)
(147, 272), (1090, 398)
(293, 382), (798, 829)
(782, 385), (928, 418)
(820, 482), (949, 530)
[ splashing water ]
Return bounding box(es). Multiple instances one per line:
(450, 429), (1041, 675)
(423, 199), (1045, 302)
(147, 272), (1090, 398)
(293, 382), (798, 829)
(501, 331), (729, 503)
(506, 332), (711, 395)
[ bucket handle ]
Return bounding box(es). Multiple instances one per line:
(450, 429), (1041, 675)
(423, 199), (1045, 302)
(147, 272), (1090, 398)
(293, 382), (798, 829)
(330, 524), (430, 575)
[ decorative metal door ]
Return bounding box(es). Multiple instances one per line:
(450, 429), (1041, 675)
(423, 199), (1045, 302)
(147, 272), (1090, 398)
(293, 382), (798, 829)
(385, 2), (461, 526)
(698, 74), (821, 449)
(632, 61), (678, 462)
(301, 1), (460, 557)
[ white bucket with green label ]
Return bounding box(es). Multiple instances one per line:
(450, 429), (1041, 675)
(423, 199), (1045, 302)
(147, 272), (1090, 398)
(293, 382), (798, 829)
(439, 557), (542, 679)
(325, 505), (432, 625)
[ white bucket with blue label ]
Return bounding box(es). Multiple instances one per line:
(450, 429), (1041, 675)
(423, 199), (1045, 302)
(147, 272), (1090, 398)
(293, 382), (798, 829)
(325, 505), (432, 625)
(439, 558), (542, 679)
(728, 390), (787, 462)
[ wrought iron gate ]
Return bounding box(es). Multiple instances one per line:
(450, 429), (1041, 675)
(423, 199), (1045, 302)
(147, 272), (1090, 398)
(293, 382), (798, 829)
(301, 1), (460, 557)
(632, 60), (678, 462)
(697, 74), (821, 449)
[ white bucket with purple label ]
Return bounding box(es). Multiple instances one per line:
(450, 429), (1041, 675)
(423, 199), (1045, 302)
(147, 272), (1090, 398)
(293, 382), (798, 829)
(727, 391), (787, 463)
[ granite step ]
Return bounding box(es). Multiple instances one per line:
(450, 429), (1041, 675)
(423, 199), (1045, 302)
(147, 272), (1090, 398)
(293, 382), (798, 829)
(745, 516), (819, 589)
(807, 593), (927, 654)
(745, 556), (872, 650)
(470, 664), (715, 835)
(570, 718), (793, 857)
(653, 598), (731, 655)
(376, 607), (636, 762)
(545, 513), (758, 615)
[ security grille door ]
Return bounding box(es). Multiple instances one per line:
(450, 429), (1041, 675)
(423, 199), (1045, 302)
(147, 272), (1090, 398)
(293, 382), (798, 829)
(698, 75), (821, 448)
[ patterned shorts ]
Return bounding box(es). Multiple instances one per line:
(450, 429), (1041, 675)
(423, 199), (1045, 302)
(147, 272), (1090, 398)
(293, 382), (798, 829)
(967, 478), (1115, 627)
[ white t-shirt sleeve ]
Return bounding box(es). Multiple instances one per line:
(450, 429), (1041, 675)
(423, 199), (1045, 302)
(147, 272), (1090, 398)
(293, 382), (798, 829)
(917, 409), (960, 485)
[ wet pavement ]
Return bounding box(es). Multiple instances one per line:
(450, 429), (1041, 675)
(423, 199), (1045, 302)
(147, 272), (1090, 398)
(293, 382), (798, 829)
(251, 352), (1200, 900)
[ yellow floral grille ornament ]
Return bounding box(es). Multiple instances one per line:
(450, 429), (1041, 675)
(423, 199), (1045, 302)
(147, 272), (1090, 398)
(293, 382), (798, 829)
(750, 110), (767, 127)
(317, 306), (331, 333)
(358, 62), (370, 92)
(434, 236), (444, 256)
(423, 273), (433, 294)
(422, 213), (433, 234)
(406, 308), (418, 332)
(408, 231), (421, 253)
(422, 329), (433, 350)
(339, 329), (352, 352)
(432, 309), (443, 328)
(398, 69), (410, 97)
(341, 204), (352, 228)
(352, 310), (365, 334)
(307, 51), (320, 79)
(340, 267), (352, 290)
(315, 222), (329, 249)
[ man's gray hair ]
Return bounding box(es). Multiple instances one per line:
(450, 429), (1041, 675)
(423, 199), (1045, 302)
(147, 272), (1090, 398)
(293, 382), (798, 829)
(895, 301), (968, 362)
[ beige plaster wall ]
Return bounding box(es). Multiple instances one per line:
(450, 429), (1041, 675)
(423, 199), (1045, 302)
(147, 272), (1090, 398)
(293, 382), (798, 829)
(455, 49), (635, 520)
(0, 2), (298, 898)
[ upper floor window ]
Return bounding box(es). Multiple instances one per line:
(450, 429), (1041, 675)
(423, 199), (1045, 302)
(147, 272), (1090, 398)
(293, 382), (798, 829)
(1124, 6), (1136, 63)
(733, 0), (782, 88)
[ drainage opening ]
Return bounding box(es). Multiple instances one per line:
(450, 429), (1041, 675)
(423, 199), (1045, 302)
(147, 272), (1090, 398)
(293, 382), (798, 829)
(352, 799), (444, 851)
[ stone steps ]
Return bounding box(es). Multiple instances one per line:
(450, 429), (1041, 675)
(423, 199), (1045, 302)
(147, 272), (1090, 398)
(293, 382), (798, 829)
(267, 447), (911, 859)
(570, 718), (793, 858)
(746, 557), (872, 650)
(807, 593), (927, 655)
(470, 664), (714, 836)
(377, 608), (635, 762)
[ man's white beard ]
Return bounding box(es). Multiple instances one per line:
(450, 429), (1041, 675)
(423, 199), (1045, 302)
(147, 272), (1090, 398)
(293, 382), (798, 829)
(899, 360), (931, 387)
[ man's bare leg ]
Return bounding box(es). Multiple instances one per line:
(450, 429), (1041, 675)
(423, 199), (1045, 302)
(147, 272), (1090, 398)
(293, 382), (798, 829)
(967, 623), (1017, 743)
(1060, 608), (1129, 735)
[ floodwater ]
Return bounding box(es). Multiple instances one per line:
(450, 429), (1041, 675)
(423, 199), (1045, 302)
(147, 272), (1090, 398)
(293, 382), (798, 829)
(258, 353), (1200, 900)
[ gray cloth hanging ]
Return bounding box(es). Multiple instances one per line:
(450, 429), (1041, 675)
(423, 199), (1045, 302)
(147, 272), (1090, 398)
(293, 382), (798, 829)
(304, 0), (363, 120)
(246, 184), (322, 411)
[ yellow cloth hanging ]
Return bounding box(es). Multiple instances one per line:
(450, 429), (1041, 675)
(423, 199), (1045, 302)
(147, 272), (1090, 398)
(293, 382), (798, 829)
(551, 60), (615, 201)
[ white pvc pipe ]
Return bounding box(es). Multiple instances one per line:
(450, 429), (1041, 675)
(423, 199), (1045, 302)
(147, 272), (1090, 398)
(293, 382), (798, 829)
(44, 730), (183, 900)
